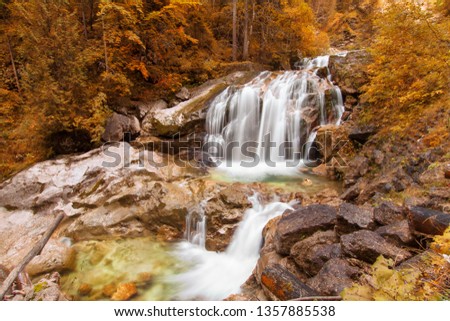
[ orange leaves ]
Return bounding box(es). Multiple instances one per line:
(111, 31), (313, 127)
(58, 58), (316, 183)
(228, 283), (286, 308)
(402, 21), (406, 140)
(362, 1), (450, 116)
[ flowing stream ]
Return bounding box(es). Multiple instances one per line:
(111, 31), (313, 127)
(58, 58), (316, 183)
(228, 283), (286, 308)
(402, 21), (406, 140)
(173, 195), (293, 300)
(174, 54), (346, 299)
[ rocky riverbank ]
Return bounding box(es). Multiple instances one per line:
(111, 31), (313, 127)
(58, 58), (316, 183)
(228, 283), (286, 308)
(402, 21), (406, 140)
(0, 50), (448, 301)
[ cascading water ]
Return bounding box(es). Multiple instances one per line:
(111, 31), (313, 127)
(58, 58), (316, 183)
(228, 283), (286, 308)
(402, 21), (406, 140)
(172, 194), (294, 300)
(184, 200), (207, 248)
(205, 55), (345, 180)
(172, 54), (346, 300)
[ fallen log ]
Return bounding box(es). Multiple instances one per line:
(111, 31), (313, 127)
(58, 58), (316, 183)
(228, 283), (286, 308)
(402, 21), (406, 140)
(261, 264), (318, 301)
(407, 206), (450, 236)
(0, 213), (65, 300)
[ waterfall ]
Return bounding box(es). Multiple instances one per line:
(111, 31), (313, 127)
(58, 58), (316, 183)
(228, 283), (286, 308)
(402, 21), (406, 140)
(184, 200), (207, 248)
(172, 194), (294, 300)
(205, 55), (345, 178)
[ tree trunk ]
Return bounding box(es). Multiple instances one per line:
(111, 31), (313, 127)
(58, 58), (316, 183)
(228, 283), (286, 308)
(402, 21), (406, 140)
(101, 12), (109, 71)
(242, 0), (249, 60)
(81, 5), (88, 39)
(0, 213), (65, 300)
(232, 0), (238, 61)
(7, 36), (21, 94)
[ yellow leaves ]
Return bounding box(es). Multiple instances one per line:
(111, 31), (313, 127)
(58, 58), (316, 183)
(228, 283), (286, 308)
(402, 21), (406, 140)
(431, 227), (450, 255)
(342, 229), (450, 301)
(342, 256), (426, 301)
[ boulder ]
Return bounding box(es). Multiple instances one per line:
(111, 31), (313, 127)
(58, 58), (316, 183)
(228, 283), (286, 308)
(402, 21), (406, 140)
(255, 251), (283, 283)
(274, 204), (337, 255)
(142, 78), (235, 137)
(290, 230), (340, 276)
(341, 230), (412, 264)
(138, 99), (168, 119)
(343, 156), (369, 187)
(336, 202), (376, 234)
(0, 143), (262, 268)
(261, 216), (282, 255)
(328, 50), (371, 95)
(340, 181), (364, 202)
(260, 264), (318, 300)
(307, 258), (361, 296)
(407, 206), (450, 235)
(175, 87), (191, 101)
(376, 220), (414, 246)
(101, 113), (141, 142)
(348, 126), (377, 145)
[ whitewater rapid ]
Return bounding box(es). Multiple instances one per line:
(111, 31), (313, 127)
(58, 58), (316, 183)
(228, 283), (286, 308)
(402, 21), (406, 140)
(172, 195), (293, 300)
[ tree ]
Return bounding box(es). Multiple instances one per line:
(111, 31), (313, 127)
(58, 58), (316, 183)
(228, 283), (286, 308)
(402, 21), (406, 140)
(242, 0), (249, 60)
(362, 1), (450, 113)
(232, 0), (237, 61)
(9, 0), (109, 146)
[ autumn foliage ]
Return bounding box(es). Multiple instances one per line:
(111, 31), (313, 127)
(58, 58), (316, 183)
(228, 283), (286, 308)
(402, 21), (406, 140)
(0, 0), (330, 179)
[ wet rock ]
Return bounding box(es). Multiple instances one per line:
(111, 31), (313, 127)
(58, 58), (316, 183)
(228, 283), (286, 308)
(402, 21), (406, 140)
(376, 220), (414, 246)
(407, 206), (450, 235)
(274, 204), (337, 255)
(341, 230), (412, 264)
(102, 284), (117, 298)
(307, 258), (361, 296)
(290, 230), (340, 276)
(111, 283), (137, 301)
(261, 217), (282, 255)
(175, 87), (191, 101)
(219, 185), (251, 208)
(102, 113), (141, 142)
(336, 203), (375, 235)
(315, 66), (328, 79)
(26, 239), (75, 276)
(260, 264), (318, 300)
(77, 283), (92, 296)
(0, 143), (253, 268)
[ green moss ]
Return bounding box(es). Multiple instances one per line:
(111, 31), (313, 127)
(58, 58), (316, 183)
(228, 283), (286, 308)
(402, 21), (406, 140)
(34, 281), (48, 293)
